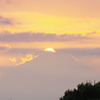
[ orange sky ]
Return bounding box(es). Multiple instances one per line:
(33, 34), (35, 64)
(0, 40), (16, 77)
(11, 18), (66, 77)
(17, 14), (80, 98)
(0, 0), (100, 50)
(0, 1), (100, 100)
(0, 0), (100, 67)
(0, 0), (100, 34)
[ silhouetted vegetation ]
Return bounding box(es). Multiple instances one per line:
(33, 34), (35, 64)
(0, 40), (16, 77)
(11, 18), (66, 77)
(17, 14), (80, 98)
(60, 81), (100, 100)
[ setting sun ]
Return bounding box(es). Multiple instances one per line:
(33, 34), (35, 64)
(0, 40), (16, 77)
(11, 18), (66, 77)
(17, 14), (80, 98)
(44, 48), (56, 53)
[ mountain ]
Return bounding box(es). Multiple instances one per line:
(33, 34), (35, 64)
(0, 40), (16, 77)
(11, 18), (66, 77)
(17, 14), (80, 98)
(0, 52), (99, 100)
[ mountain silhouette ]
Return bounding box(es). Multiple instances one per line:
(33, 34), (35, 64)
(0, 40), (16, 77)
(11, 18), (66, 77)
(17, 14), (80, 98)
(0, 52), (99, 100)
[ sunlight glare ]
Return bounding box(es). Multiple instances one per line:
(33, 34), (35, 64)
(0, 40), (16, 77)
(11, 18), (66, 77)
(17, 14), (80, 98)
(44, 48), (56, 53)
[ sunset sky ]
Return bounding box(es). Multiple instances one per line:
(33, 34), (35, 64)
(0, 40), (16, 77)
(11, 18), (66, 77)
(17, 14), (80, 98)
(0, 0), (100, 100)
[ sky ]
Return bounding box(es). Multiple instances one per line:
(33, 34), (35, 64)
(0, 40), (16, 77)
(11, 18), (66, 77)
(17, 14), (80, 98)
(0, 0), (100, 100)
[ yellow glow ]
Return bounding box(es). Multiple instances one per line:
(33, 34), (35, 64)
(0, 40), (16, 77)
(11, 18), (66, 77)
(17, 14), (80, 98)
(9, 58), (17, 63)
(1, 12), (100, 34)
(16, 54), (33, 65)
(44, 48), (56, 53)
(0, 43), (11, 49)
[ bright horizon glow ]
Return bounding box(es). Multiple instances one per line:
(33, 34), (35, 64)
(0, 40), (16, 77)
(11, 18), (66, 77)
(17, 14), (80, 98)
(44, 48), (56, 53)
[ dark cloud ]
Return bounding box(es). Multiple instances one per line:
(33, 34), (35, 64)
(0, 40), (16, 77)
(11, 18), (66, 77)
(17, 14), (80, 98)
(0, 32), (90, 42)
(0, 16), (13, 25)
(6, 0), (11, 4)
(8, 48), (42, 55)
(0, 45), (10, 51)
(0, 46), (10, 51)
(0, 43), (11, 51)
(56, 48), (100, 56)
(0, 46), (6, 51)
(4, 47), (100, 56)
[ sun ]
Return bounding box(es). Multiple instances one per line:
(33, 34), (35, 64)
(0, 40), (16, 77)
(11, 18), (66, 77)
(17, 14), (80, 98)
(44, 48), (56, 53)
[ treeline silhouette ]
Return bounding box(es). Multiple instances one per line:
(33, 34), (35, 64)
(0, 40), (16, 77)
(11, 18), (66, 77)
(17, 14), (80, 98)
(60, 81), (100, 100)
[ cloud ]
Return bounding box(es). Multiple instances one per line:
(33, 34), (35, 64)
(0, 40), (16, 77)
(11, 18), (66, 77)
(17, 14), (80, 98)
(0, 43), (11, 51)
(56, 48), (100, 56)
(7, 48), (43, 56)
(70, 54), (79, 62)
(0, 52), (39, 67)
(9, 54), (33, 66)
(56, 48), (100, 69)
(15, 54), (38, 65)
(0, 16), (13, 25)
(9, 57), (17, 63)
(0, 31), (91, 42)
(0, 46), (100, 70)
(6, 0), (11, 4)
(0, 0), (9, 4)
(0, 47), (43, 67)
(8, 47), (100, 58)
(0, 46), (7, 51)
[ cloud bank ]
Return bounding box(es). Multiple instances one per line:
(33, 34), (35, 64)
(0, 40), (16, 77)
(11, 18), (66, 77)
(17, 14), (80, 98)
(57, 48), (100, 56)
(0, 32), (91, 42)
(0, 43), (11, 51)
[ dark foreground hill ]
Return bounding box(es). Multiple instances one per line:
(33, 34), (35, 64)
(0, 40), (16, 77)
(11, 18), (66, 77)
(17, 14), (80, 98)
(60, 81), (100, 100)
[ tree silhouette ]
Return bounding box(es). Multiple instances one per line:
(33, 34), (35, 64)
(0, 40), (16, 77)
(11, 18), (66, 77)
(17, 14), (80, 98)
(60, 81), (100, 100)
